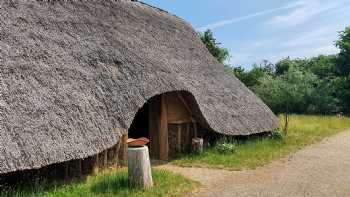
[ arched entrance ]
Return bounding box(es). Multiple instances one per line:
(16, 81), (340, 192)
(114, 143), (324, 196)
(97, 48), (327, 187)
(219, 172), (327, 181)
(128, 91), (205, 160)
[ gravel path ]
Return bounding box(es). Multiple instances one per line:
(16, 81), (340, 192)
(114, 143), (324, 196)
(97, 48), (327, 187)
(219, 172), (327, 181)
(161, 129), (350, 197)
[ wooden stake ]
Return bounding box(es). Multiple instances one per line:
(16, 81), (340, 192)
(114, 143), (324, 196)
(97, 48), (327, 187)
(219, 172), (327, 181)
(114, 142), (121, 165)
(118, 134), (128, 166)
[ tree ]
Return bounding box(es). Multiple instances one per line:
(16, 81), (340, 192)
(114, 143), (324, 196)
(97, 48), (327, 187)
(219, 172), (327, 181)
(226, 65), (266, 87)
(336, 27), (350, 76)
(199, 29), (230, 63)
(275, 57), (293, 75)
(259, 59), (275, 75)
(305, 55), (337, 79)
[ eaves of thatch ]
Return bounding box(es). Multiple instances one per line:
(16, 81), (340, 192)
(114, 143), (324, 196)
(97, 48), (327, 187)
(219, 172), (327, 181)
(0, 0), (278, 174)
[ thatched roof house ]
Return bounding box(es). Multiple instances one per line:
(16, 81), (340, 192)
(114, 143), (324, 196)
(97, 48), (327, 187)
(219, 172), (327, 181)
(0, 0), (278, 175)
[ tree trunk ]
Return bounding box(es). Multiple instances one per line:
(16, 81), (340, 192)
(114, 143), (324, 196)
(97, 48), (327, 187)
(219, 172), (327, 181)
(284, 102), (289, 136)
(128, 146), (153, 188)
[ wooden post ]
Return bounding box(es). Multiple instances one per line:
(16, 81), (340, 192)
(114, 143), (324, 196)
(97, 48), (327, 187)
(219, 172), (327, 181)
(118, 134), (128, 166)
(159, 94), (168, 160)
(78, 159), (82, 176)
(64, 162), (69, 180)
(128, 146), (153, 188)
(103, 150), (108, 168)
(114, 142), (121, 165)
(193, 122), (198, 138)
(93, 154), (99, 174)
(149, 96), (161, 159)
(192, 138), (203, 154)
(177, 125), (182, 153)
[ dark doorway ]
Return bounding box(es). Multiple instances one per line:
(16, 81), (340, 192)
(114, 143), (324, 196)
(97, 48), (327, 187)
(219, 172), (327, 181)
(128, 102), (149, 139)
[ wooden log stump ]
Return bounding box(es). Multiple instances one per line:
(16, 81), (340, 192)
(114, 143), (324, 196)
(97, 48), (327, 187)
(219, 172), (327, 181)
(192, 138), (203, 154)
(128, 146), (153, 188)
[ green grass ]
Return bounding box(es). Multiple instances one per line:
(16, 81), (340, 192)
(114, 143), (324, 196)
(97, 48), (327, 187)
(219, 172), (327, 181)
(172, 115), (350, 170)
(0, 169), (198, 197)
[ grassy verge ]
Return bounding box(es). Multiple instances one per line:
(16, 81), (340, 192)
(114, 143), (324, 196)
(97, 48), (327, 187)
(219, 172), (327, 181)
(172, 115), (350, 170)
(0, 168), (198, 197)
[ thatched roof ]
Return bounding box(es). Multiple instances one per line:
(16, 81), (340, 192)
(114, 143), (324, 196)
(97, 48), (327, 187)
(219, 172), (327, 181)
(0, 0), (278, 174)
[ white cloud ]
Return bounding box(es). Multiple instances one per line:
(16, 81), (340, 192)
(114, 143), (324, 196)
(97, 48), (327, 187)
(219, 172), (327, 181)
(196, 2), (303, 31)
(266, 0), (342, 27)
(284, 27), (336, 48)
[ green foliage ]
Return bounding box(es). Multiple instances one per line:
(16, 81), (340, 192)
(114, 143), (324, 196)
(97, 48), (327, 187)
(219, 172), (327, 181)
(0, 169), (198, 197)
(204, 26), (350, 114)
(214, 139), (237, 154)
(252, 65), (318, 113)
(226, 65), (266, 87)
(306, 55), (337, 79)
(271, 129), (284, 141)
(173, 115), (350, 170)
(199, 29), (230, 63)
(336, 27), (350, 76)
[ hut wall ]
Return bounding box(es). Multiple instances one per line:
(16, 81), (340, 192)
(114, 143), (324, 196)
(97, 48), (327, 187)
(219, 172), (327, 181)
(168, 122), (196, 158)
(165, 92), (191, 123)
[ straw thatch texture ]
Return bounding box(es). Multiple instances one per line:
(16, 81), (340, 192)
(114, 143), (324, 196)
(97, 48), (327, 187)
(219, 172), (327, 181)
(0, 0), (278, 174)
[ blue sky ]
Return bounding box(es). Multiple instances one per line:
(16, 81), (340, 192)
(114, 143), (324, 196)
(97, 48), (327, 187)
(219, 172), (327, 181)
(142, 0), (350, 69)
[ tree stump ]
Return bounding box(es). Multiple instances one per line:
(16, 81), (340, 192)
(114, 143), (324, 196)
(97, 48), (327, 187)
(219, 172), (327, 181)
(128, 146), (153, 188)
(192, 138), (203, 154)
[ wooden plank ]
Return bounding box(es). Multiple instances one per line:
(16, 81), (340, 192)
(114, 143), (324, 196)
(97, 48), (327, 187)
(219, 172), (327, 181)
(159, 94), (169, 160)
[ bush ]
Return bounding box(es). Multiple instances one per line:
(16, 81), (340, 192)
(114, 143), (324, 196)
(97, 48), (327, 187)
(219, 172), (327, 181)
(214, 139), (237, 154)
(271, 129), (284, 141)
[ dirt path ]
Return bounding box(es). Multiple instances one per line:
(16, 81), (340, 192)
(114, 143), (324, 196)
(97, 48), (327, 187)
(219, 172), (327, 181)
(161, 129), (350, 197)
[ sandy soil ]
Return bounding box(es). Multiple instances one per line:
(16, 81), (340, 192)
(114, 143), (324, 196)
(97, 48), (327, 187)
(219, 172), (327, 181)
(161, 129), (350, 197)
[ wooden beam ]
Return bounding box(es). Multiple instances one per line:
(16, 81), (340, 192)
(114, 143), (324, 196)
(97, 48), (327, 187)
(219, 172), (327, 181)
(159, 94), (169, 161)
(176, 92), (193, 117)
